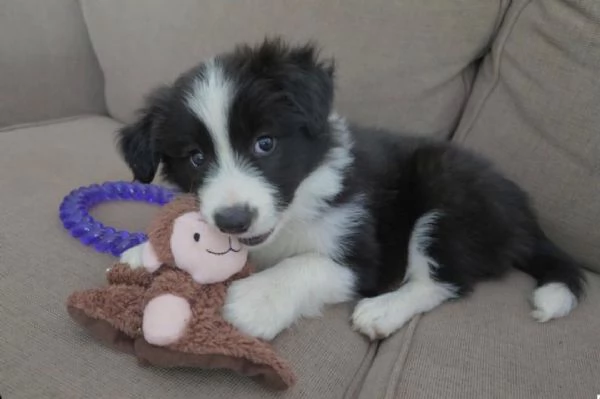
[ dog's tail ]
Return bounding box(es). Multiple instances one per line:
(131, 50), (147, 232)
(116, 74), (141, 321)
(515, 230), (586, 322)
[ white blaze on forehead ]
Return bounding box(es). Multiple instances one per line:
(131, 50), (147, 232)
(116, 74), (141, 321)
(186, 59), (236, 167)
(185, 60), (278, 234)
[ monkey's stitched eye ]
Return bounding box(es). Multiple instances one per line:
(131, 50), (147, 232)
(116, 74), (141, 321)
(193, 233), (200, 242)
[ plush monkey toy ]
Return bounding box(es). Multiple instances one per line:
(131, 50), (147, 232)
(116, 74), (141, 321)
(66, 195), (296, 390)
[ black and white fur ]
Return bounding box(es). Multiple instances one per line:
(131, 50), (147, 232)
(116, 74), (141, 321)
(117, 38), (586, 340)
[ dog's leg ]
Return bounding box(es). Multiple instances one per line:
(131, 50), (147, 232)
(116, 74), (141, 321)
(352, 211), (458, 340)
(223, 253), (356, 340)
(119, 242), (147, 268)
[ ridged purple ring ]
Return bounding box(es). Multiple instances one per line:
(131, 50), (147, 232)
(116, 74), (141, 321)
(59, 181), (176, 257)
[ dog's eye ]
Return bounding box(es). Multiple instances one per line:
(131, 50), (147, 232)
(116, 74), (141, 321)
(253, 136), (276, 156)
(189, 151), (205, 168)
(193, 233), (200, 242)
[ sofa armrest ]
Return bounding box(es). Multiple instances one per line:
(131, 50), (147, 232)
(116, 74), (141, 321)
(0, 0), (106, 128)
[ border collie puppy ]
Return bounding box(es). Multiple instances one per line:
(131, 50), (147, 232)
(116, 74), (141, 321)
(117, 38), (585, 340)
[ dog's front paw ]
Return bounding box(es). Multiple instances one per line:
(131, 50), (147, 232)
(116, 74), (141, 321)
(352, 295), (407, 340)
(223, 275), (293, 341)
(119, 243), (146, 269)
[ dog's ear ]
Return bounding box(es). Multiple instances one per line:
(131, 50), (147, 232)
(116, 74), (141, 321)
(117, 86), (172, 183)
(241, 38), (336, 138)
(285, 41), (336, 138)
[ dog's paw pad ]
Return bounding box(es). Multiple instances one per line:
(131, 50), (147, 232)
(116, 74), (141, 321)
(530, 309), (552, 323)
(119, 244), (146, 268)
(351, 297), (396, 341)
(223, 277), (288, 340)
(530, 283), (577, 323)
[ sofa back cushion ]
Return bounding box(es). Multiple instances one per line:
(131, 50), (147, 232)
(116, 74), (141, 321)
(0, 0), (105, 128)
(81, 0), (507, 137)
(455, 0), (600, 272)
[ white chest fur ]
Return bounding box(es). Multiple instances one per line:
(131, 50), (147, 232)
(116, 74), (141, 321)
(248, 112), (361, 269)
(249, 197), (365, 269)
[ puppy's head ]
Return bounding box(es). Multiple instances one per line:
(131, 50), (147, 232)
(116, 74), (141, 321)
(118, 38), (342, 247)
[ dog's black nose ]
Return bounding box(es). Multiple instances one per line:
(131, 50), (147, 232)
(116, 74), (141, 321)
(214, 205), (256, 234)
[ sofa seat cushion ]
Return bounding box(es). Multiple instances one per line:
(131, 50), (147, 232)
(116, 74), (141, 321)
(81, 0), (508, 137)
(0, 116), (378, 398)
(454, 0), (600, 272)
(357, 271), (600, 399)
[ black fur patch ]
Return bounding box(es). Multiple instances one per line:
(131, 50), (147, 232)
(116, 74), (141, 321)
(118, 38), (336, 207)
(117, 38), (585, 302)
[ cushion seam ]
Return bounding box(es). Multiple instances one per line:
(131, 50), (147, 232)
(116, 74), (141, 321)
(455, 0), (533, 145)
(342, 340), (380, 399)
(78, 0), (126, 124)
(384, 315), (421, 399)
(0, 114), (110, 134)
(449, 67), (477, 141)
(491, 0), (513, 45)
(75, 0), (109, 116)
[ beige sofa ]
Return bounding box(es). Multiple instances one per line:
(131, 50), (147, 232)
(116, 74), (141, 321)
(1, 1), (599, 398)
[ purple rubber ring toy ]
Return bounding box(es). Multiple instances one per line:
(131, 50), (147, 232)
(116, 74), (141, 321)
(59, 181), (176, 257)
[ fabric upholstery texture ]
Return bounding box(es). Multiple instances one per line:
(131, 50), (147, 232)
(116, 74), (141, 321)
(454, 0), (600, 273)
(0, 0), (105, 128)
(2, 1), (600, 398)
(358, 271), (600, 399)
(0, 117), (376, 398)
(80, 0), (508, 137)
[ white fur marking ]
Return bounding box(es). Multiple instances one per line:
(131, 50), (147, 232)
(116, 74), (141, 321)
(202, 163), (279, 235)
(223, 253), (356, 340)
(248, 113), (360, 267)
(281, 112), (353, 223)
(352, 211), (457, 340)
(531, 282), (577, 322)
(221, 114), (362, 339)
(186, 61), (278, 234)
(119, 242), (146, 269)
(186, 59), (235, 166)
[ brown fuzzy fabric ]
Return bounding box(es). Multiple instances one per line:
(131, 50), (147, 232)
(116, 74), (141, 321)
(106, 262), (155, 287)
(66, 196), (296, 390)
(146, 194), (199, 266)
